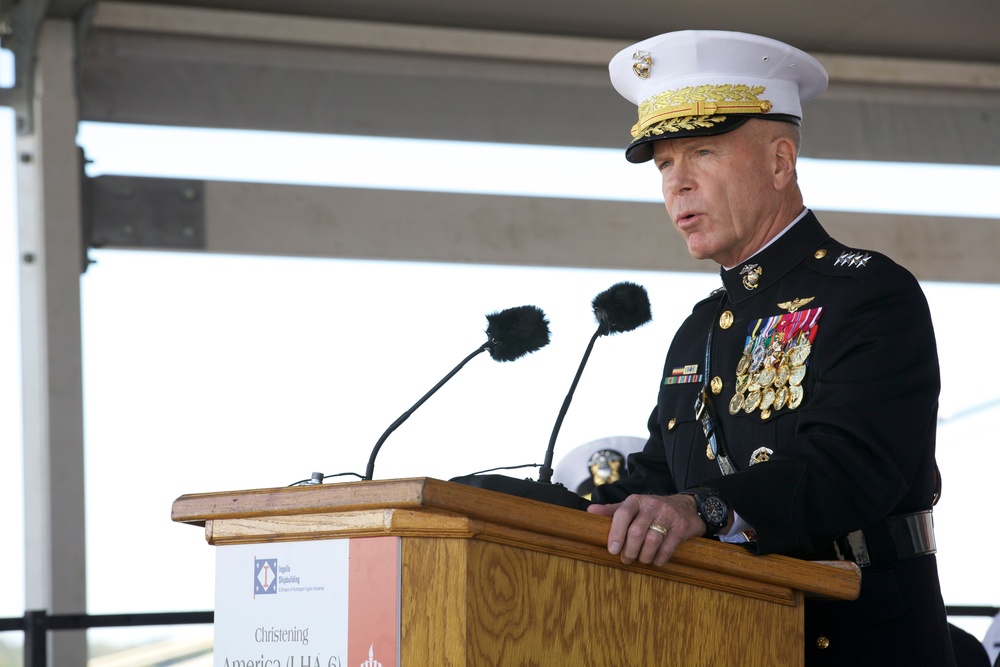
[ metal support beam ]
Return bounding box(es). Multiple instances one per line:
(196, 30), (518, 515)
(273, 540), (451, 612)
(17, 18), (87, 667)
(75, 2), (1000, 166)
(88, 2), (1000, 92)
(88, 179), (1000, 284)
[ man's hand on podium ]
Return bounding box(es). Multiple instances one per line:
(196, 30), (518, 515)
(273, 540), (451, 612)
(587, 493), (707, 567)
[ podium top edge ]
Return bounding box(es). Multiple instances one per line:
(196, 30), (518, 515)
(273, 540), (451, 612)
(170, 477), (860, 600)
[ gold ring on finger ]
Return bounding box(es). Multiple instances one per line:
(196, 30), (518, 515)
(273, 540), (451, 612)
(648, 523), (668, 537)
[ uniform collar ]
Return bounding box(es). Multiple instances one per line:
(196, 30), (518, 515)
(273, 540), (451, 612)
(719, 210), (830, 303)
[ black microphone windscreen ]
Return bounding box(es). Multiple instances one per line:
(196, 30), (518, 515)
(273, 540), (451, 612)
(485, 305), (551, 362)
(592, 282), (652, 334)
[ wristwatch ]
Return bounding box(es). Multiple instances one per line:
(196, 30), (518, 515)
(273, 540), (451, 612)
(679, 487), (729, 537)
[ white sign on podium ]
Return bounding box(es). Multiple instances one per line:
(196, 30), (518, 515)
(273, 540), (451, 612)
(214, 536), (400, 667)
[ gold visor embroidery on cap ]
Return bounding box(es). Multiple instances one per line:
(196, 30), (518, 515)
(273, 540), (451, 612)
(631, 84), (773, 139)
(637, 115), (728, 138)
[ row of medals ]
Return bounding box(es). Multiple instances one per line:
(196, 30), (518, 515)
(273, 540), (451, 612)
(728, 331), (812, 420)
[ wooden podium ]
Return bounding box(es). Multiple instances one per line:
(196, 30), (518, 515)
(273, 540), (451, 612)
(172, 477), (859, 666)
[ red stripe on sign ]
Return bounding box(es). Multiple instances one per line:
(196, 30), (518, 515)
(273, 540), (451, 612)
(348, 536), (400, 667)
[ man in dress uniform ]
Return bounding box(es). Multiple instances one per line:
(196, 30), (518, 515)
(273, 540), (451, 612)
(586, 30), (956, 665)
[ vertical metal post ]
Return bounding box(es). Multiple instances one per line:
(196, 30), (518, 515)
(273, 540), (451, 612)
(17, 19), (88, 667)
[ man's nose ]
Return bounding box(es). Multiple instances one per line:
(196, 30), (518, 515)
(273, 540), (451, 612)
(663, 162), (693, 196)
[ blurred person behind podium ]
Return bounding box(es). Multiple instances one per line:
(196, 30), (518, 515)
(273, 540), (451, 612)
(552, 436), (645, 500)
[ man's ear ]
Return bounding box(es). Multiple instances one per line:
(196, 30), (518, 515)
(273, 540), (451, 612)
(772, 135), (798, 189)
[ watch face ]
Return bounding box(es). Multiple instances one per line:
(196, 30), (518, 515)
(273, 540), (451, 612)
(702, 495), (727, 526)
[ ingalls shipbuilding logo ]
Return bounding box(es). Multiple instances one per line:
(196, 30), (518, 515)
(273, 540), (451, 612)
(254, 558), (278, 596)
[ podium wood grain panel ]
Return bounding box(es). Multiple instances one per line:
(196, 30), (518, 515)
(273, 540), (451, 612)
(400, 537), (469, 665)
(392, 535), (802, 666)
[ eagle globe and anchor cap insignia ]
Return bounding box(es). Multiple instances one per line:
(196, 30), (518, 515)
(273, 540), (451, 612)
(587, 449), (626, 488)
(632, 50), (653, 78)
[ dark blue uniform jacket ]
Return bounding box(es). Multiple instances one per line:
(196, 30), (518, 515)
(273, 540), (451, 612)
(594, 211), (955, 666)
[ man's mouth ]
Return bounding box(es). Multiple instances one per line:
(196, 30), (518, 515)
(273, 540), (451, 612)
(675, 211), (700, 227)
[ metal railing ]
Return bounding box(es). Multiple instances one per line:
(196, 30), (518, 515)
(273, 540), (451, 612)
(1, 606), (996, 666)
(0, 610), (213, 667)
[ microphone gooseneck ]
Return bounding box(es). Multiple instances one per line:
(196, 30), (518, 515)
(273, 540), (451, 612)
(537, 282), (651, 484)
(364, 305), (550, 481)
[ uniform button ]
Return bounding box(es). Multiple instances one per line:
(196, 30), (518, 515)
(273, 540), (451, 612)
(719, 310), (734, 329)
(710, 376), (723, 395)
(814, 249), (827, 259)
(667, 418), (677, 430)
(816, 636), (830, 650)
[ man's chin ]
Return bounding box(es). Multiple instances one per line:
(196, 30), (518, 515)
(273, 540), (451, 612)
(684, 242), (715, 262)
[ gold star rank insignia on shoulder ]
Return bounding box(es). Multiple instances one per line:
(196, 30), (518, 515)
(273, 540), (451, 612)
(740, 264), (762, 290)
(777, 297), (815, 313)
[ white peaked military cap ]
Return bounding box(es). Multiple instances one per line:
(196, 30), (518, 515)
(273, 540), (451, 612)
(609, 30), (829, 163)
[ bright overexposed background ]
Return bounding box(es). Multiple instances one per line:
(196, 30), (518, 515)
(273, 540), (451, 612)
(2, 52), (999, 653)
